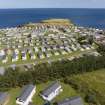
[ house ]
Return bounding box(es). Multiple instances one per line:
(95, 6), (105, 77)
(21, 51), (27, 60)
(46, 46), (51, 51)
(82, 45), (90, 50)
(80, 47), (85, 51)
(61, 50), (67, 55)
(34, 47), (39, 52)
(64, 47), (71, 53)
(54, 51), (60, 56)
(38, 53), (45, 59)
(14, 49), (19, 54)
(0, 50), (5, 61)
(0, 55), (3, 61)
(2, 55), (8, 63)
(41, 47), (46, 52)
(59, 46), (64, 49)
(16, 84), (36, 105)
(71, 45), (77, 51)
(45, 52), (52, 58)
(40, 81), (63, 101)
(10, 64), (16, 70)
(29, 52), (36, 60)
(0, 67), (5, 76)
(57, 96), (84, 105)
(28, 49), (36, 60)
(0, 92), (9, 105)
(52, 46), (57, 50)
(12, 52), (18, 62)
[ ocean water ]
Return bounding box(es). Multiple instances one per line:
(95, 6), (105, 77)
(0, 8), (105, 29)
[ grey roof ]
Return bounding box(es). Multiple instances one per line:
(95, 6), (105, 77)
(12, 52), (17, 59)
(0, 92), (9, 104)
(0, 67), (5, 76)
(22, 52), (26, 57)
(57, 96), (83, 105)
(41, 81), (61, 97)
(10, 64), (16, 70)
(17, 84), (35, 102)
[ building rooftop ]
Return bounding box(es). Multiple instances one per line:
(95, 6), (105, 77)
(16, 84), (35, 102)
(41, 81), (61, 97)
(0, 92), (9, 104)
(0, 67), (5, 75)
(57, 96), (83, 105)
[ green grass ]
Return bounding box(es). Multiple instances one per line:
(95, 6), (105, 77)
(8, 88), (21, 105)
(68, 69), (105, 104)
(7, 82), (80, 105)
(71, 69), (105, 95)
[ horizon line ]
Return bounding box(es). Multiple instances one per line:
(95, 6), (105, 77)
(0, 8), (105, 9)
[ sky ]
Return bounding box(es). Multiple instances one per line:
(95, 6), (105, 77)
(0, 0), (105, 8)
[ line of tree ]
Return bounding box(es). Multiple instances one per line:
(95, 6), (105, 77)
(0, 52), (105, 91)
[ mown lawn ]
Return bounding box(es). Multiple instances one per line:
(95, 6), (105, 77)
(7, 82), (81, 105)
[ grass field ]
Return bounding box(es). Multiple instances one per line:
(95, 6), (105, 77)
(41, 19), (72, 25)
(68, 69), (105, 104)
(71, 69), (105, 95)
(7, 82), (81, 105)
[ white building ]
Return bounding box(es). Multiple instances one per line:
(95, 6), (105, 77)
(34, 47), (39, 52)
(61, 50), (67, 55)
(40, 81), (63, 101)
(54, 51), (60, 56)
(29, 52), (36, 60)
(39, 53), (45, 59)
(2, 56), (8, 63)
(12, 53), (19, 62)
(21, 51), (27, 60)
(16, 84), (36, 105)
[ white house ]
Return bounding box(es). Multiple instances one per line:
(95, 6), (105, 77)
(39, 53), (45, 59)
(45, 52), (52, 58)
(21, 51), (27, 60)
(65, 47), (72, 53)
(12, 52), (19, 62)
(40, 81), (63, 101)
(2, 55), (8, 63)
(34, 47), (39, 52)
(54, 51), (60, 56)
(29, 52), (36, 60)
(41, 47), (46, 52)
(16, 84), (36, 105)
(61, 50), (67, 55)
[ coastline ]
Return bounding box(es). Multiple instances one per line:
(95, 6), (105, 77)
(0, 8), (105, 29)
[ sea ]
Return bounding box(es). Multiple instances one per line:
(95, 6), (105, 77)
(0, 8), (105, 29)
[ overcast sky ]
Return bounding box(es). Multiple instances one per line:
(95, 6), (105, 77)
(0, 0), (105, 8)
